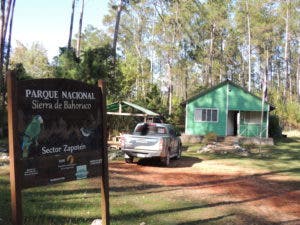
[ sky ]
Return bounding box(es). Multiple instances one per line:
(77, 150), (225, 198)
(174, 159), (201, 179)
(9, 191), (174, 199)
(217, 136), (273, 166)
(12, 0), (110, 60)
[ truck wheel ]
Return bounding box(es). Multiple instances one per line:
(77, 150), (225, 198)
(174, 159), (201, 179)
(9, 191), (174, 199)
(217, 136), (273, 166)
(176, 145), (182, 159)
(125, 156), (134, 164)
(161, 150), (170, 166)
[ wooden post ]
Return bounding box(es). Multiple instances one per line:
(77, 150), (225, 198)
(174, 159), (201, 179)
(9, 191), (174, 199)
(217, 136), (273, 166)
(7, 71), (23, 225)
(98, 80), (110, 225)
(225, 82), (229, 136)
(266, 105), (270, 138)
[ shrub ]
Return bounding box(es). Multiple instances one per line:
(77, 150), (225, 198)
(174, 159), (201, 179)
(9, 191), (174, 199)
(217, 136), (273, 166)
(269, 115), (282, 138)
(203, 132), (217, 145)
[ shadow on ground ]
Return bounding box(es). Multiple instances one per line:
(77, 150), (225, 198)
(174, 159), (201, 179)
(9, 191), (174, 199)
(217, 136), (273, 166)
(136, 156), (202, 168)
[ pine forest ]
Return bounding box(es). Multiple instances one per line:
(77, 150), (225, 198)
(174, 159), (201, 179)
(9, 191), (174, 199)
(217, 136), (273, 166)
(1, 0), (300, 134)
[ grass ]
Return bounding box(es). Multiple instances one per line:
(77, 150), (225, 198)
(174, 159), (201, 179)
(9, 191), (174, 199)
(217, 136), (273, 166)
(283, 130), (300, 137)
(186, 136), (300, 178)
(0, 134), (299, 225)
(0, 174), (240, 225)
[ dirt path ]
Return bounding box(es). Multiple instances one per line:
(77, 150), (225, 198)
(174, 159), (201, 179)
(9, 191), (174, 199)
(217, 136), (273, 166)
(109, 157), (300, 224)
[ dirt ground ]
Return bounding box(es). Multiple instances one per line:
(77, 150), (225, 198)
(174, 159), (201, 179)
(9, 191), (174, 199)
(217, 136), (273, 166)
(109, 157), (300, 225)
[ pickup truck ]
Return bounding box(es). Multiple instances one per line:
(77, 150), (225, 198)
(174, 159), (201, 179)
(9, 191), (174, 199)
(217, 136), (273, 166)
(120, 123), (182, 166)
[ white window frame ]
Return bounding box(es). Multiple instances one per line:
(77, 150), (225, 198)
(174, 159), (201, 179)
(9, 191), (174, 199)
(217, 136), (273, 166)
(194, 108), (219, 123)
(243, 111), (265, 124)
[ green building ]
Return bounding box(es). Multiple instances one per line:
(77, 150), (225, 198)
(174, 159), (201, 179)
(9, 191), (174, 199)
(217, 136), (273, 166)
(182, 80), (274, 138)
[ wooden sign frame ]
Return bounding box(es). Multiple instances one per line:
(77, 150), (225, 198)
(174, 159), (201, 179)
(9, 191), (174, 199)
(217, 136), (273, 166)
(7, 71), (110, 225)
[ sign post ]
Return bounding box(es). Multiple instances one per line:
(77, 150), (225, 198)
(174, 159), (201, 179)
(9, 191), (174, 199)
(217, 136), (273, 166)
(7, 71), (23, 225)
(7, 71), (109, 224)
(98, 80), (110, 225)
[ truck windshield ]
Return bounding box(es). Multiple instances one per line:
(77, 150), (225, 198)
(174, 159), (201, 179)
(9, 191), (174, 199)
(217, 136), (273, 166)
(134, 124), (167, 135)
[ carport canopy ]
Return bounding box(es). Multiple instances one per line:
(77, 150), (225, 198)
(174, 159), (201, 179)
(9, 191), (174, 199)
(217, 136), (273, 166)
(107, 101), (159, 121)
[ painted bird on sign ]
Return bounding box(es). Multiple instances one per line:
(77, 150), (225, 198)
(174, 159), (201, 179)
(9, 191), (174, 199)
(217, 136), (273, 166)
(21, 115), (43, 158)
(80, 127), (94, 137)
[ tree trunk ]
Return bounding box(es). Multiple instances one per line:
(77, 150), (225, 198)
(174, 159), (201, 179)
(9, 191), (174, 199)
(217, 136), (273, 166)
(220, 34), (224, 83)
(0, 0), (14, 137)
(68, 0), (76, 49)
(269, 51), (273, 90)
(209, 23), (215, 87)
(246, 0), (252, 92)
(5, 0), (15, 72)
(283, 0), (290, 98)
(135, 42), (144, 97)
(185, 74), (188, 101)
(167, 63), (172, 116)
(2, 0), (11, 39)
(112, 0), (124, 64)
(0, 0), (5, 137)
(76, 0), (84, 57)
(297, 56), (300, 101)
(265, 47), (269, 101)
(277, 65), (280, 89)
(241, 60), (244, 86)
(289, 49), (292, 97)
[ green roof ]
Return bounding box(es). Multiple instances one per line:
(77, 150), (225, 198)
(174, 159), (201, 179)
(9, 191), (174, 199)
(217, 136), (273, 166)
(107, 101), (159, 116)
(182, 79), (275, 110)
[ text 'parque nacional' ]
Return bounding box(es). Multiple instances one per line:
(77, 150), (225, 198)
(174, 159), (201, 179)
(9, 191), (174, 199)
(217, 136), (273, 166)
(25, 89), (96, 100)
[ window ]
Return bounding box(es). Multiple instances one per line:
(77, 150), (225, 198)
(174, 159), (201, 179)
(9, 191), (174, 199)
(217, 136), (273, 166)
(202, 109), (206, 121)
(207, 109), (212, 121)
(212, 110), (218, 121)
(243, 111), (266, 124)
(134, 123), (167, 135)
(194, 108), (218, 122)
(157, 128), (166, 134)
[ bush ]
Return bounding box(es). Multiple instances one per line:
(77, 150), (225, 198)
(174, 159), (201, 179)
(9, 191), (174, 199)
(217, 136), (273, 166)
(269, 115), (282, 138)
(203, 132), (217, 145)
(0, 107), (7, 137)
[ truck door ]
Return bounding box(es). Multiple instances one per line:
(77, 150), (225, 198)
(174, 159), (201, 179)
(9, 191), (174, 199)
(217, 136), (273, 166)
(168, 127), (177, 155)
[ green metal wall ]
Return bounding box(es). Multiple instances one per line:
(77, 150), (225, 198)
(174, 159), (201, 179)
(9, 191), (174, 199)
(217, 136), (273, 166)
(239, 124), (267, 137)
(185, 82), (270, 137)
(186, 84), (227, 136)
(227, 84), (269, 111)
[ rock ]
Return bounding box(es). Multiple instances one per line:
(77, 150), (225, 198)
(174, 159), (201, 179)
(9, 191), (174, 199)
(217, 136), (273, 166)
(0, 154), (9, 162)
(239, 151), (249, 157)
(108, 150), (124, 160)
(140, 222), (146, 225)
(233, 144), (240, 149)
(197, 147), (210, 153)
(240, 147), (247, 152)
(91, 219), (102, 225)
(206, 144), (216, 149)
(108, 152), (117, 160)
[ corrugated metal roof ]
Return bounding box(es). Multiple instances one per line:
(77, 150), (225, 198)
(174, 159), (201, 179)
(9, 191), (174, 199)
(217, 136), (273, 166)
(107, 101), (159, 116)
(181, 79), (275, 110)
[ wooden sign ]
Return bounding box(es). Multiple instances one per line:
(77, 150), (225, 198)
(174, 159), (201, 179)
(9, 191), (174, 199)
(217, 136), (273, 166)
(7, 71), (110, 225)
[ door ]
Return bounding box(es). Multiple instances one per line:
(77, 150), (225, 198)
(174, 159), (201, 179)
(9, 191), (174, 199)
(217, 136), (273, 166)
(227, 111), (238, 136)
